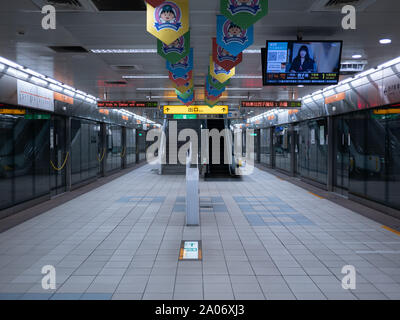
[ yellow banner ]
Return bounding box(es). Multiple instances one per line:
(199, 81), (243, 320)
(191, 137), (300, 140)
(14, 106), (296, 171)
(209, 56), (235, 83)
(164, 105), (228, 114)
(147, 0), (189, 45)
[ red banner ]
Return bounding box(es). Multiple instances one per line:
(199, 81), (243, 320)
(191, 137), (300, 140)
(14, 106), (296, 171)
(169, 70), (193, 86)
(212, 38), (242, 71)
(146, 0), (166, 8)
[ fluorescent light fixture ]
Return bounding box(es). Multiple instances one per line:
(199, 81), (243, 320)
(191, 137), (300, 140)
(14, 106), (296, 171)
(31, 76), (48, 86)
(379, 39), (392, 44)
(222, 96), (248, 99)
(303, 97), (313, 104)
(0, 56), (21, 69)
(62, 84), (76, 92)
(243, 49), (261, 54)
(123, 75), (169, 79)
(356, 68), (376, 78)
(23, 68), (45, 78)
(76, 94), (86, 100)
(6, 67), (29, 80)
(138, 88), (173, 91)
(49, 83), (62, 91)
(352, 54), (362, 59)
(313, 94), (323, 101)
(91, 49), (157, 54)
(64, 89), (75, 96)
(226, 88), (262, 91)
(298, 85), (304, 88)
(232, 75), (262, 79)
(377, 56), (400, 69)
(46, 77), (63, 86)
(323, 90), (335, 97)
(0, 63), (4, 71)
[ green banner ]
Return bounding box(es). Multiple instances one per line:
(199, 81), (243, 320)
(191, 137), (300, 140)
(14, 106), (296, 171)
(157, 30), (190, 64)
(207, 73), (230, 91)
(220, 0), (268, 29)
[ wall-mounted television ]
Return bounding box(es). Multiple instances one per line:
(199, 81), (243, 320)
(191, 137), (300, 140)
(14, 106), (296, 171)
(262, 40), (343, 86)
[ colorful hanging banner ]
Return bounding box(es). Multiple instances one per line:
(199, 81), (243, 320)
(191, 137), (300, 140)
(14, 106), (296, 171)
(207, 73), (230, 91)
(206, 76), (226, 97)
(176, 87), (193, 100)
(146, 0), (166, 8)
(220, 0), (268, 29)
(177, 90), (194, 105)
(146, 0), (189, 45)
(212, 38), (242, 71)
(167, 48), (193, 77)
(172, 78), (193, 94)
(216, 15), (254, 56)
(209, 56), (235, 83)
(157, 30), (190, 63)
(169, 70), (193, 86)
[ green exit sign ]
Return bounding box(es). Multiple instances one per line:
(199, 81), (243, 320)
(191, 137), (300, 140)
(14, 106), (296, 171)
(173, 115), (197, 120)
(25, 114), (51, 120)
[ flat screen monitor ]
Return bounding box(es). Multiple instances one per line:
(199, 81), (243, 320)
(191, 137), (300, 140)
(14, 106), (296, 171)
(262, 40), (343, 85)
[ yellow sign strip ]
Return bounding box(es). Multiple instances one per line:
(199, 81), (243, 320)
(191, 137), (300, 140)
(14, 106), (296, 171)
(164, 105), (228, 115)
(0, 109), (26, 115)
(373, 108), (400, 115)
(382, 225), (400, 236)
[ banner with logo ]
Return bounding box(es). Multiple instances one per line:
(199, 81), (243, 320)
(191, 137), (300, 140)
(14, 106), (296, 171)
(209, 56), (235, 83)
(216, 15), (254, 56)
(176, 87), (193, 100)
(206, 76), (226, 96)
(167, 48), (193, 77)
(158, 30), (190, 63)
(212, 38), (242, 71)
(177, 90), (194, 105)
(146, 0), (189, 45)
(169, 70), (193, 86)
(146, 0), (166, 8)
(220, 0), (268, 29)
(172, 78), (193, 94)
(208, 73), (230, 91)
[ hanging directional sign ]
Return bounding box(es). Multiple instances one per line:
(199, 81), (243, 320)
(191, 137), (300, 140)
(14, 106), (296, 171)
(220, 0), (268, 29)
(157, 30), (190, 63)
(209, 56), (235, 83)
(172, 78), (193, 93)
(146, 0), (189, 45)
(212, 38), (242, 71)
(206, 76), (226, 96)
(207, 73), (230, 91)
(167, 48), (193, 77)
(216, 15), (254, 56)
(164, 105), (228, 114)
(169, 70), (193, 86)
(146, 0), (166, 7)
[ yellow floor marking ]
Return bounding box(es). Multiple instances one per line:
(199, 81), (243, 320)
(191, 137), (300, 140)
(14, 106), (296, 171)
(309, 192), (324, 199)
(382, 225), (400, 236)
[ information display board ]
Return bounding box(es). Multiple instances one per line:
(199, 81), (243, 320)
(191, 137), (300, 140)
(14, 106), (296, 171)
(241, 101), (302, 108)
(97, 101), (159, 108)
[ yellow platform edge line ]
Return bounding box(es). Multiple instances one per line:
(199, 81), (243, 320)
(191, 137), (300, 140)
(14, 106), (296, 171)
(309, 192), (324, 199)
(382, 225), (400, 236)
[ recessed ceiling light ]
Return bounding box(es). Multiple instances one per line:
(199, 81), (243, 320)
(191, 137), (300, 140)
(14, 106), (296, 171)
(123, 75), (169, 79)
(379, 39), (392, 44)
(352, 54), (362, 59)
(297, 85), (304, 88)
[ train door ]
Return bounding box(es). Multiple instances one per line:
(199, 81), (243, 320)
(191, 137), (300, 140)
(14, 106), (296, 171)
(50, 116), (67, 196)
(334, 116), (349, 194)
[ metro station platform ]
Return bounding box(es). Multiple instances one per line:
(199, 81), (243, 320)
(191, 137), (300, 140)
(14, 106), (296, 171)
(0, 164), (399, 300)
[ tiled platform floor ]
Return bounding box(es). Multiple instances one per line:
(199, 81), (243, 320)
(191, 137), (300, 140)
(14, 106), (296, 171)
(0, 164), (400, 300)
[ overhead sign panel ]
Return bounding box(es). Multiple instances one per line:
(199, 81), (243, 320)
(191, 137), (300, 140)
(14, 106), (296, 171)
(97, 101), (159, 108)
(241, 101), (302, 108)
(17, 80), (54, 112)
(164, 105), (228, 114)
